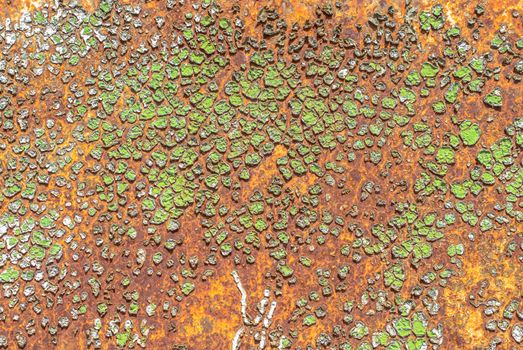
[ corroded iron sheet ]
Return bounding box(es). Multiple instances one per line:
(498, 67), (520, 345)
(0, 0), (522, 349)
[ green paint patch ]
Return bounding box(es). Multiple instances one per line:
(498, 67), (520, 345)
(459, 120), (481, 146)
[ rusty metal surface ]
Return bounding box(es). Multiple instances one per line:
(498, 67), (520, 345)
(0, 0), (522, 349)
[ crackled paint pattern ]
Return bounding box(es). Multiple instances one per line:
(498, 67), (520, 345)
(0, 0), (522, 349)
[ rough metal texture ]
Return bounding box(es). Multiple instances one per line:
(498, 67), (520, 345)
(0, 0), (521, 349)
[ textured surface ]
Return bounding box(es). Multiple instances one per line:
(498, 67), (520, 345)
(0, 0), (522, 349)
